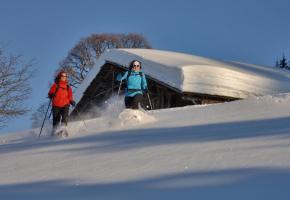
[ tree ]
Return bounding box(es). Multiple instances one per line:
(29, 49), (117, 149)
(0, 48), (34, 128)
(60, 38), (94, 88)
(59, 33), (151, 88)
(30, 101), (51, 128)
(278, 54), (289, 69)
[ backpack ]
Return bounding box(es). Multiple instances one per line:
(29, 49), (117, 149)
(126, 70), (143, 83)
(53, 81), (71, 96)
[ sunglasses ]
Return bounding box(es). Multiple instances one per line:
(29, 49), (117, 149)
(133, 64), (140, 68)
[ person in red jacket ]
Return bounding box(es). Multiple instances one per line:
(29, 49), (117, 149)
(48, 71), (75, 136)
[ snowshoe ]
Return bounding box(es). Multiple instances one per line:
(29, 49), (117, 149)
(52, 126), (69, 138)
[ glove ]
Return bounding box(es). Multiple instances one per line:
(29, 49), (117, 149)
(70, 100), (76, 107)
(48, 93), (55, 99)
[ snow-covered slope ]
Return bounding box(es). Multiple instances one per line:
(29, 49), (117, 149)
(1, 93), (290, 199)
(74, 49), (290, 105)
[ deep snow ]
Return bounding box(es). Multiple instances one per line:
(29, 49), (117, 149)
(0, 93), (290, 199)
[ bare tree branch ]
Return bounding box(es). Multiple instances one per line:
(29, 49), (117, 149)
(58, 33), (151, 88)
(0, 48), (35, 128)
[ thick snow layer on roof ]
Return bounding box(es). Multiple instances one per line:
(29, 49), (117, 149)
(74, 48), (290, 103)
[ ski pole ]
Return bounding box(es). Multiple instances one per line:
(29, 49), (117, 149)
(91, 85), (119, 99)
(147, 92), (153, 110)
(112, 71), (115, 95)
(38, 99), (52, 138)
(73, 107), (88, 129)
(48, 109), (52, 119)
(117, 79), (123, 96)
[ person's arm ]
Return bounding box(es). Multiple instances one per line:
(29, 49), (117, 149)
(48, 83), (57, 98)
(141, 73), (148, 92)
(68, 86), (76, 106)
(68, 86), (73, 102)
(116, 71), (128, 81)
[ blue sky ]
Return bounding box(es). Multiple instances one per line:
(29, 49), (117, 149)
(1, 0), (290, 134)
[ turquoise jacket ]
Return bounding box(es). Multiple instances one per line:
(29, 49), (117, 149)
(117, 70), (148, 97)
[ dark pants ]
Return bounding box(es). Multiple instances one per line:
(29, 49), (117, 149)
(52, 105), (69, 128)
(125, 94), (143, 109)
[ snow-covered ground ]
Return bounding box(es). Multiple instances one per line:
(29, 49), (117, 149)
(1, 93), (290, 199)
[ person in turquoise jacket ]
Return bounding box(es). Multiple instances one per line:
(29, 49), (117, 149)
(117, 60), (148, 109)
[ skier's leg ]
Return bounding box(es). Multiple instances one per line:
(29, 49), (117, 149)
(52, 106), (61, 136)
(124, 96), (133, 109)
(60, 105), (69, 137)
(61, 105), (69, 126)
(132, 94), (143, 109)
(141, 93), (151, 110)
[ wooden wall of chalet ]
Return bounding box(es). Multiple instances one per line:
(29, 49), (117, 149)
(70, 62), (238, 117)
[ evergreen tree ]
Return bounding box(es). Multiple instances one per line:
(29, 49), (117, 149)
(279, 54), (288, 69)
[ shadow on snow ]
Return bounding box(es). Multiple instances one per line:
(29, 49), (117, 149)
(0, 167), (290, 200)
(0, 116), (290, 154)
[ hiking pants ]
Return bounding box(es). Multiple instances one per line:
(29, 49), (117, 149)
(124, 94), (143, 109)
(52, 105), (69, 128)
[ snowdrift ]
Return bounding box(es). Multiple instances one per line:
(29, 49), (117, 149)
(1, 94), (290, 199)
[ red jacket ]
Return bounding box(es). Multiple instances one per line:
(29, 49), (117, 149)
(48, 80), (73, 107)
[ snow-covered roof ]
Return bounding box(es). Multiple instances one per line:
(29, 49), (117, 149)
(74, 48), (290, 103)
